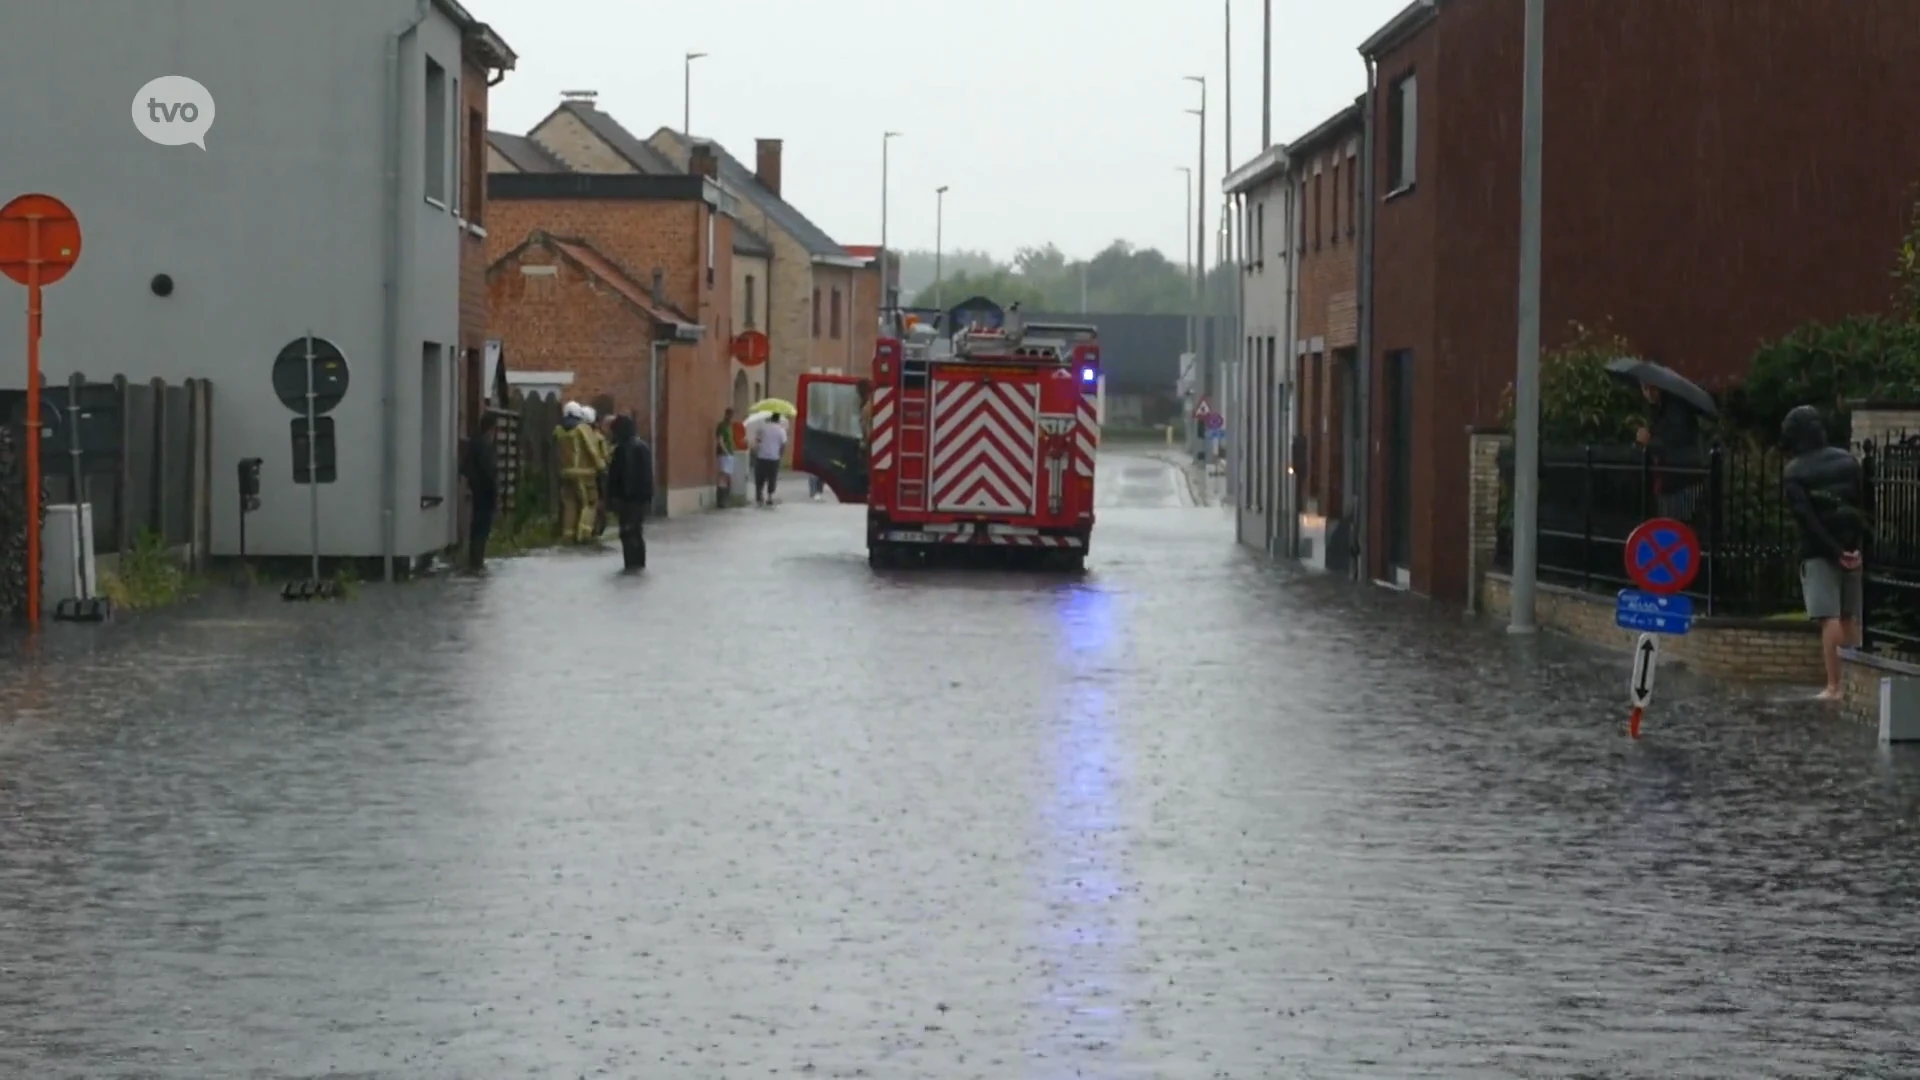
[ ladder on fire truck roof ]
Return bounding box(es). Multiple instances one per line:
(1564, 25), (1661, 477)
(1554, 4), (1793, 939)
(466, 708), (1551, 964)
(950, 319), (1098, 362)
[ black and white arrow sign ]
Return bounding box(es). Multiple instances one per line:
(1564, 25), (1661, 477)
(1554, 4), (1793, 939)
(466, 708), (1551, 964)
(1629, 633), (1659, 708)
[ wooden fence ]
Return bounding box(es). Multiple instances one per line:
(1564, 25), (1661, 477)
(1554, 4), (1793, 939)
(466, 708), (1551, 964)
(1, 375), (214, 614)
(489, 390), (564, 525)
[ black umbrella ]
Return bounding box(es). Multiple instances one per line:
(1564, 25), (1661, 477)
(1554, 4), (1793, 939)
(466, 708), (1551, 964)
(1605, 356), (1718, 417)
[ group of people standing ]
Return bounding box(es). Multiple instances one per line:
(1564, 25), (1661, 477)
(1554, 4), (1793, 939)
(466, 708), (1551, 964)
(552, 401), (654, 570)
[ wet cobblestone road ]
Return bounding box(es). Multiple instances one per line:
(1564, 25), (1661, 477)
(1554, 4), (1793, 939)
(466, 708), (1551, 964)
(3, 451), (1919, 1078)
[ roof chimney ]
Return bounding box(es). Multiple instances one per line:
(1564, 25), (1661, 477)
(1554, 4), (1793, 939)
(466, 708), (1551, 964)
(650, 268), (665, 307)
(755, 138), (783, 197)
(689, 141), (719, 181)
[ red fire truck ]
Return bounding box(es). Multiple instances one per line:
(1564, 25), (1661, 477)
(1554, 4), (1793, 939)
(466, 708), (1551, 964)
(794, 303), (1103, 568)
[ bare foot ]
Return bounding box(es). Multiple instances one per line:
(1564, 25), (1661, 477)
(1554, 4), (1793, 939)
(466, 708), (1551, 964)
(1814, 687), (1843, 702)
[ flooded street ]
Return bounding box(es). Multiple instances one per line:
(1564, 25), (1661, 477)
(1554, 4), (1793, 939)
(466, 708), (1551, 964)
(2, 451), (1917, 1078)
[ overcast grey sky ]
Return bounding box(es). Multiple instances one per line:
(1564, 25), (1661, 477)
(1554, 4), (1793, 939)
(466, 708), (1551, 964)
(479, 0), (1410, 264)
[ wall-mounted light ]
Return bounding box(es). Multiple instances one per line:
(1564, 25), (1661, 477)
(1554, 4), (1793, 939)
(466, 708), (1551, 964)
(150, 273), (174, 297)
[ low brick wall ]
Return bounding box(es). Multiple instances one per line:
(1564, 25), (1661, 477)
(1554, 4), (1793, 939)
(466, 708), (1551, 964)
(1480, 572), (1825, 683)
(1838, 648), (1920, 729)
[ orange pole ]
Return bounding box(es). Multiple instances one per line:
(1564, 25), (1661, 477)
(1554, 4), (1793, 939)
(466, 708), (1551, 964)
(23, 215), (41, 629)
(1628, 705), (1642, 740)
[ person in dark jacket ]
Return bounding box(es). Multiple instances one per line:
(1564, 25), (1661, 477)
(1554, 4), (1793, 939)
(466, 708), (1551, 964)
(1781, 405), (1867, 699)
(1635, 384), (1706, 520)
(604, 414), (655, 571)
(460, 412), (500, 574)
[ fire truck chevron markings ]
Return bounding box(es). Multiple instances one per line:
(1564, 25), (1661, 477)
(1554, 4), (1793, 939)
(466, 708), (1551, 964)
(932, 416), (1033, 494)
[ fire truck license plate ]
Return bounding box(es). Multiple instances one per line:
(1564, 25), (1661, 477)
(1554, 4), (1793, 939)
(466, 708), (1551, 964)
(885, 530), (934, 543)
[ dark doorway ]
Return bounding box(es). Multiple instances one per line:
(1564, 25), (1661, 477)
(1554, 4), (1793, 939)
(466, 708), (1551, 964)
(1384, 349), (1414, 577)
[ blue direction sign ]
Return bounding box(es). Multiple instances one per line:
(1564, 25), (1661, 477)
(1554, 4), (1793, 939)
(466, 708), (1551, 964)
(1616, 589), (1693, 635)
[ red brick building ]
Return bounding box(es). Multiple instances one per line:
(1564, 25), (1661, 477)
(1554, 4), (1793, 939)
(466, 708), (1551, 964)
(456, 26), (514, 439)
(1285, 104), (1363, 573)
(485, 172), (736, 514)
(1361, 0), (1920, 602)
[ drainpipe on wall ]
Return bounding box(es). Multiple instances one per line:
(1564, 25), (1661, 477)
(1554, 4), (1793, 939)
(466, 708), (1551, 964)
(1355, 61), (1379, 586)
(381, 0), (431, 582)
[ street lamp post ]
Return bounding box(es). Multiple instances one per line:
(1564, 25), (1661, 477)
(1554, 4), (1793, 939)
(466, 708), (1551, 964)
(682, 51), (706, 135)
(1509, 0), (1546, 633)
(934, 185), (950, 313)
(1184, 74), (1207, 455)
(881, 131), (901, 312)
(1176, 166), (1193, 357)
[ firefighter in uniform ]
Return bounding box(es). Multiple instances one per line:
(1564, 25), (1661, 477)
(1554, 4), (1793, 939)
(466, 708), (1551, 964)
(555, 402), (606, 543)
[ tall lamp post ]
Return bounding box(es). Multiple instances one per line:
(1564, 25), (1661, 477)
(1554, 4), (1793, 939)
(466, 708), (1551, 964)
(1184, 74), (1207, 455)
(682, 51), (706, 135)
(1509, 0), (1545, 633)
(934, 184), (950, 313)
(881, 131), (902, 312)
(1177, 166), (1193, 358)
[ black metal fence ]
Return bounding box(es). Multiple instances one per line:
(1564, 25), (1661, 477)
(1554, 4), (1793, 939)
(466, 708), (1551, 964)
(1862, 436), (1920, 655)
(1496, 443), (1802, 616)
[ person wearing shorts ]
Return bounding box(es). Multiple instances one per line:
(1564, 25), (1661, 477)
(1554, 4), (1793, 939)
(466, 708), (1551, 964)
(1781, 405), (1866, 701)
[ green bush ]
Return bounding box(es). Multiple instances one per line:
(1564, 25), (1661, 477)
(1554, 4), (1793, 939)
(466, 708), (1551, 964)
(101, 530), (191, 610)
(1498, 320), (1647, 443)
(1731, 315), (1920, 441)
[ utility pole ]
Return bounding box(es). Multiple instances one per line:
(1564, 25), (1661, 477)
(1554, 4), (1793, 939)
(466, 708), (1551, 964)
(1225, 0), (1238, 503)
(1262, 0), (1272, 149)
(1178, 165), (1194, 357)
(934, 185), (949, 312)
(881, 132), (901, 312)
(1509, 0), (1545, 633)
(1184, 75), (1207, 456)
(682, 51), (706, 135)
(1079, 262), (1088, 313)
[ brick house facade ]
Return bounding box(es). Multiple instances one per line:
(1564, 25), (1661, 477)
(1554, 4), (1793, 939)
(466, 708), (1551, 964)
(645, 130), (879, 408)
(1286, 104), (1363, 572)
(485, 172), (734, 514)
(1360, 0), (1920, 603)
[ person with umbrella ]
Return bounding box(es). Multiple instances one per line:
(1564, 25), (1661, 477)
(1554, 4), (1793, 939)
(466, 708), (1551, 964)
(1607, 357), (1713, 521)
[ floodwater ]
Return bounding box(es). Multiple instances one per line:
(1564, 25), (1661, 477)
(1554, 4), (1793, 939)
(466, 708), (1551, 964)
(1, 451), (1916, 1078)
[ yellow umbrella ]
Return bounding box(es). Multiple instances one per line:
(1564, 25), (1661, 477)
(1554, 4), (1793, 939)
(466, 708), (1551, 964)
(749, 397), (796, 418)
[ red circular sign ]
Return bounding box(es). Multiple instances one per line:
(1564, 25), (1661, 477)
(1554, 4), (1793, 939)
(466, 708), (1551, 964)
(1623, 517), (1700, 595)
(731, 330), (770, 367)
(0, 194), (82, 287)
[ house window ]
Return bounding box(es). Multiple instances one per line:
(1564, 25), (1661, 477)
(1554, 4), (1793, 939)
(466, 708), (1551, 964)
(424, 58), (448, 205)
(1313, 169), (1323, 249)
(1296, 179), (1306, 252)
(706, 211), (716, 285)
(1347, 152), (1357, 235)
(466, 107), (485, 223)
(421, 342), (446, 503)
(812, 287), (822, 337)
(1330, 160), (1340, 245)
(1255, 202), (1264, 265)
(744, 275), (757, 327)
(830, 287), (843, 338)
(1387, 72), (1416, 192)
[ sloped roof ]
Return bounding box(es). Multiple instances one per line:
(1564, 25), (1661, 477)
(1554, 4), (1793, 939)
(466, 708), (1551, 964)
(650, 128), (852, 260)
(488, 232), (697, 328)
(488, 131), (566, 172)
(536, 100), (680, 173)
